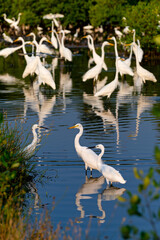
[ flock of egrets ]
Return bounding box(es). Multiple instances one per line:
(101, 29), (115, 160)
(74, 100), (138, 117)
(0, 12), (158, 187)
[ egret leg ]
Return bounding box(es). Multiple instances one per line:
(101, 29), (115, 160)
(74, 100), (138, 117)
(90, 168), (93, 177)
(106, 179), (109, 185)
(85, 169), (87, 175)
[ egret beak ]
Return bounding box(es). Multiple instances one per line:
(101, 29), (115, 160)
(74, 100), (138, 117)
(26, 33), (31, 37)
(39, 126), (49, 130)
(108, 42), (114, 46)
(13, 38), (19, 43)
(124, 43), (132, 46)
(107, 37), (112, 40)
(46, 39), (52, 44)
(68, 124), (77, 129)
(82, 36), (87, 39)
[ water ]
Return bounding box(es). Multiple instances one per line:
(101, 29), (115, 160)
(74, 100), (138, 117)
(0, 45), (160, 239)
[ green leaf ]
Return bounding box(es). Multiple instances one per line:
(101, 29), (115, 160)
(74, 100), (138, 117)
(143, 176), (150, 190)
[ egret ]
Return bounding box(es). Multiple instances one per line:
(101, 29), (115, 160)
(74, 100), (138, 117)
(2, 13), (15, 25)
(58, 30), (72, 61)
(132, 29), (143, 62)
(10, 12), (22, 31)
(68, 123), (100, 175)
(90, 144), (126, 186)
(130, 42), (157, 83)
(82, 41), (113, 82)
(123, 43), (133, 67)
(108, 36), (134, 77)
(51, 21), (58, 49)
(2, 33), (13, 43)
(26, 33), (54, 55)
(94, 56), (119, 98)
(83, 35), (108, 71)
(22, 124), (48, 158)
(114, 27), (123, 40)
(14, 37), (35, 65)
(0, 45), (23, 58)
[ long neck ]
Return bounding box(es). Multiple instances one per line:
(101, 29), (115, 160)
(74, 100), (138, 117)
(61, 31), (65, 47)
(101, 42), (106, 61)
(113, 37), (118, 58)
(74, 128), (83, 150)
(115, 58), (119, 80)
(31, 127), (38, 146)
(134, 44), (140, 67)
(129, 44), (133, 60)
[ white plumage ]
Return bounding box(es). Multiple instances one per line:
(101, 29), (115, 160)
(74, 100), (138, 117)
(69, 123), (100, 175)
(93, 144), (126, 186)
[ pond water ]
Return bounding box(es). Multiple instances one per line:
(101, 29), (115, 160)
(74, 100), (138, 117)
(0, 43), (160, 239)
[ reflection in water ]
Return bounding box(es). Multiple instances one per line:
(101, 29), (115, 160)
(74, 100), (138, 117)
(75, 176), (105, 220)
(23, 78), (56, 126)
(97, 186), (126, 223)
(75, 176), (126, 223)
(0, 73), (23, 85)
(83, 92), (119, 145)
(131, 95), (155, 138)
(59, 68), (72, 111)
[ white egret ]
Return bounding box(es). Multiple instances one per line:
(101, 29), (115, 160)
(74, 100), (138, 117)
(2, 33), (13, 43)
(123, 26), (131, 35)
(58, 30), (72, 61)
(22, 124), (48, 158)
(130, 42), (157, 83)
(10, 12), (22, 31)
(51, 21), (58, 49)
(91, 144), (126, 186)
(2, 13), (15, 25)
(132, 29), (143, 62)
(14, 37), (35, 64)
(68, 123), (100, 175)
(123, 43), (133, 67)
(94, 56), (119, 98)
(0, 45), (23, 58)
(83, 35), (108, 71)
(26, 33), (54, 55)
(82, 41), (113, 82)
(108, 36), (134, 77)
(114, 27), (123, 39)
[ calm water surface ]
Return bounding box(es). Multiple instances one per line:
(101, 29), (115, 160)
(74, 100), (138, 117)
(0, 45), (160, 239)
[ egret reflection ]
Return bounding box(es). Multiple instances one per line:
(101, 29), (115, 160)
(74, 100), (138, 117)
(75, 175), (126, 223)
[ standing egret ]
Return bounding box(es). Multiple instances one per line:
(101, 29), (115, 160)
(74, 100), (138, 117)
(129, 42), (157, 83)
(82, 41), (113, 82)
(114, 27), (123, 40)
(108, 36), (134, 78)
(132, 29), (143, 62)
(58, 30), (72, 61)
(2, 13), (15, 25)
(94, 56), (119, 98)
(90, 144), (126, 186)
(14, 37), (35, 64)
(83, 35), (108, 71)
(22, 124), (48, 158)
(123, 43), (133, 67)
(68, 123), (100, 175)
(10, 13), (22, 31)
(50, 21), (58, 49)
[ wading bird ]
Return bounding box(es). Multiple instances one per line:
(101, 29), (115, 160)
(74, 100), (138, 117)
(128, 42), (157, 83)
(68, 123), (100, 176)
(22, 124), (48, 158)
(90, 144), (126, 186)
(82, 41), (113, 83)
(83, 35), (108, 71)
(94, 56), (119, 98)
(108, 36), (134, 78)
